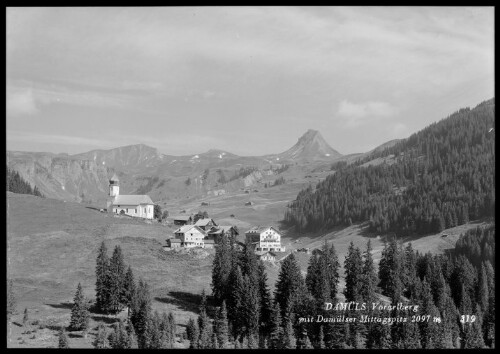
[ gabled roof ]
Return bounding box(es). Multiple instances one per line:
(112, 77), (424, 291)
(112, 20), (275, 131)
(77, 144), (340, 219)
(173, 215), (192, 221)
(113, 194), (153, 205)
(110, 173), (120, 182)
(245, 226), (280, 235)
(207, 225), (238, 235)
(255, 250), (276, 257)
(195, 218), (217, 227)
(174, 225), (206, 234)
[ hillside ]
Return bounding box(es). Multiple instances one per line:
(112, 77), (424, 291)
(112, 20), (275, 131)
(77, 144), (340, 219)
(285, 98), (495, 236)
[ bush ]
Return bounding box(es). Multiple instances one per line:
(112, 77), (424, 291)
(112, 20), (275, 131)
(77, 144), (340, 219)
(120, 210), (125, 215)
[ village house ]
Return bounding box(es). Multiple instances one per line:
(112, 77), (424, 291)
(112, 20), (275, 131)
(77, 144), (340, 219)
(173, 224), (207, 248)
(106, 174), (154, 219)
(166, 238), (182, 248)
(173, 215), (193, 225)
(245, 226), (286, 252)
(206, 225), (239, 243)
(255, 250), (277, 262)
(194, 217), (218, 231)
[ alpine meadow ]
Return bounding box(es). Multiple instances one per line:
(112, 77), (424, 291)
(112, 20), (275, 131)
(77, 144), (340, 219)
(7, 6), (494, 350)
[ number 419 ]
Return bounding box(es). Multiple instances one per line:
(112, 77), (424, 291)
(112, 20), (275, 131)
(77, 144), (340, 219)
(460, 315), (476, 323)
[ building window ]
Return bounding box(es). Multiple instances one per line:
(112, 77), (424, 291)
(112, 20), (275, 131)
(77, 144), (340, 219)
(135, 209), (137, 213)
(126, 208), (128, 213)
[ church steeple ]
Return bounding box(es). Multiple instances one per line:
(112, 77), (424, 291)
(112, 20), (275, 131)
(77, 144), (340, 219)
(109, 173), (120, 197)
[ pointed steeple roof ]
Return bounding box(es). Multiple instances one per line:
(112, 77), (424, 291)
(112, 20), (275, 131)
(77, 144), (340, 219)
(110, 173), (119, 182)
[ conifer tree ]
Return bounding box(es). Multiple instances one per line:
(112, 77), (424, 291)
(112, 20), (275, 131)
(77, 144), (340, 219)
(93, 323), (109, 349)
(212, 331), (220, 349)
(214, 301), (229, 349)
(344, 241), (363, 302)
(257, 261), (272, 336)
(95, 241), (110, 313)
(269, 302), (283, 349)
(131, 279), (152, 348)
(401, 309), (421, 348)
(281, 313), (296, 349)
(69, 283), (89, 331)
(211, 237), (232, 303)
(420, 277), (440, 348)
(108, 245), (126, 313)
(274, 253), (305, 319)
(360, 240), (378, 304)
(476, 263), (489, 313)
(126, 320), (139, 349)
(317, 325), (325, 349)
(109, 320), (129, 349)
(58, 328), (70, 348)
(123, 266), (136, 318)
(463, 304), (485, 348)
(186, 318), (199, 349)
(168, 312), (176, 348)
(227, 265), (245, 340)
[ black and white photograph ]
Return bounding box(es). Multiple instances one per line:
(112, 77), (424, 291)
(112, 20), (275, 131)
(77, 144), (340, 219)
(6, 6), (494, 349)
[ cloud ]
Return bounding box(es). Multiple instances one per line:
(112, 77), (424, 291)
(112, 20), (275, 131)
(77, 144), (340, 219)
(337, 100), (398, 128)
(7, 87), (38, 116)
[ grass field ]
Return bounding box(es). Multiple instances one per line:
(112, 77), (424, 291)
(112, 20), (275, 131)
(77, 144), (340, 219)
(7, 191), (490, 348)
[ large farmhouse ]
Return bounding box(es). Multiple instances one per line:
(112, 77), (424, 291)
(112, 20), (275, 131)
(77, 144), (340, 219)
(106, 174), (154, 219)
(173, 225), (207, 247)
(245, 226), (285, 252)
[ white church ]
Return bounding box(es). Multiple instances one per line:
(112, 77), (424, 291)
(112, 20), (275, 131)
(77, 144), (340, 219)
(106, 174), (154, 219)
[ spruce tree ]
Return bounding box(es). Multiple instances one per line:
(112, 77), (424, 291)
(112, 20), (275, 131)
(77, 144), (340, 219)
(95, 241), (110, 313)
(109, 320), (129, 349)
(69, 283), (90, 331)
(360, 240), (378, 304)
(58, 328), (70, 348)
(281, 313), (296, 349)
(344, 241), (363, 302)
(476, 263), (489, 313)
(269, 302), (283, 349)
(126, 320), (139, 349)
(463, 304), (485, 348)
(317, 325), (325, 349)
(168, 312), (176, 348)
(211, 238), (232, 303)
(93, 323), (109, 349)
(131, 279), (152, 349)
(186, 318), (199, 349)
(108, 245), (126, 313)
(123, 266), (136, 318)
(257, 261), (272, 336)
(274, 253), (305, 319)
(214, 301), (229, 349)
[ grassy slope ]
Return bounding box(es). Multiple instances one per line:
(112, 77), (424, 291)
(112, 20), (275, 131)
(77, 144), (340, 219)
(7, 190), (491, 348)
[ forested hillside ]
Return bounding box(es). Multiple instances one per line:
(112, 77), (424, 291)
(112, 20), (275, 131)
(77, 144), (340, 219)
(284, 99), (495, 235)
(6, 166), (43, 197)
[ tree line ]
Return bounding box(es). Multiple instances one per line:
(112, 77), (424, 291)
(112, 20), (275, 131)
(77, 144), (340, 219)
(94, 241), (177, 348)
(284, 99), (495, 236)
(205, 225), (495, 349)
(6, 166), (43, 197)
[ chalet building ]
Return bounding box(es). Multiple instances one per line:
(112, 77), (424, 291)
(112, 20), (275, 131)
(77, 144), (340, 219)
(245, 226), (285, 252)
(106, 174), (154, 219)
(173, 215), (193, 225)
(206, 225), (239, 243)
(174, 225), (207, 248)
(194, 218), (218, 231)
(255, 250), (276, 262)
(167, 238), (182, 248)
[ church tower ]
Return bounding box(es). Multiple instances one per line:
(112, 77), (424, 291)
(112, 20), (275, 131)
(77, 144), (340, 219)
(107, 173), (120, 211)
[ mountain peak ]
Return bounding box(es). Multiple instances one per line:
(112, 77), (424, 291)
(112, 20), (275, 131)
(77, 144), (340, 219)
(277, 129), (342, 161)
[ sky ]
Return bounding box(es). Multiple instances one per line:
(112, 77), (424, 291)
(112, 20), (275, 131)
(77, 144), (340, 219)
(6, 7), (494, 156)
